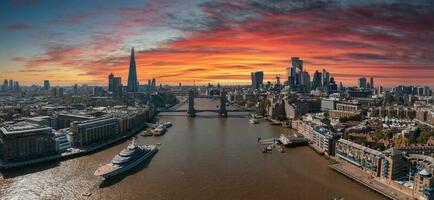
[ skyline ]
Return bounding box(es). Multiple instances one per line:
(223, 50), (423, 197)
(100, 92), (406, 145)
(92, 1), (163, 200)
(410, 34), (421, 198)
(1, 1), (434, 87)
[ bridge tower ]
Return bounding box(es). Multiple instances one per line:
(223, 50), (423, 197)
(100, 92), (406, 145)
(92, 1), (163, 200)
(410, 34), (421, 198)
(219, 89), (228, 117)
(187, 89), (195, 117)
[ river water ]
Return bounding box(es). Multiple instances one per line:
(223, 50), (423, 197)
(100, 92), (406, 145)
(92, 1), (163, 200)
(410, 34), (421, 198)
(0, 98), (384, 200)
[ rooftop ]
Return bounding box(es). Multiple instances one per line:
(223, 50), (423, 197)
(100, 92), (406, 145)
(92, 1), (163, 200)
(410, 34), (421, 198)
(0, 121), (51, 135)
(314, 125), (340, 138)
(339, 138), (383, 157)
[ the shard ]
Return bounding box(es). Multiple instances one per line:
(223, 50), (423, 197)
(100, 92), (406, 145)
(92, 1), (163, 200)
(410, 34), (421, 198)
(127, 48), (139, 92)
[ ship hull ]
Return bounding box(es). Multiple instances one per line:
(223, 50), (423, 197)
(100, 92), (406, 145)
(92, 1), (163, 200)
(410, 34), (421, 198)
(99, 148), (158, 180)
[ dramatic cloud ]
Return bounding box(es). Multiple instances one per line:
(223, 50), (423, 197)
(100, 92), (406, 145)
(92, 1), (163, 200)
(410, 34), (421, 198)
(3, 0), (434, 86)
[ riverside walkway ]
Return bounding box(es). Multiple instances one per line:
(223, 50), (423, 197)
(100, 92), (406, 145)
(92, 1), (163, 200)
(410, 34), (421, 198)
(329, 162), (413, 200)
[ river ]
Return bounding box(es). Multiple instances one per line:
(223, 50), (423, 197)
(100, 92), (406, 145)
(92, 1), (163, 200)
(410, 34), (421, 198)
(0, 98), (384, 200)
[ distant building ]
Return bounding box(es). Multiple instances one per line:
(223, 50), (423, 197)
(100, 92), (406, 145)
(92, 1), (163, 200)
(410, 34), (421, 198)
(127, 48), (139, 93)
(250, 71), (264, 89)
(108, 73), (114, 92)
(43, 80), (50, 90)
(329, 77), (338, 92)
(322, 69), (330, 89)
(292, 120), (340, 156)
(321, 98), (337, 111)
(312, 70), (322, 89)
(2, 79), (7, 91)
(369, 77), (374, 89)
(329, 101), (361, 118)
(113, 77), (122, 97)
(8, 80), (13, 90)
(57, 113), (95, 129)
(359, 77), (367, 89)
(151, 78), (156, 90)
(93, 86), (105, 96)
(69, 117), (118, 147)
(336, 139), (383, 177)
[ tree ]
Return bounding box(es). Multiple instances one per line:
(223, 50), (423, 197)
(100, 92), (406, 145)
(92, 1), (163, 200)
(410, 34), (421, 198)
(417, 130), (434, 144)
(394, 136), (409, 147)
(257, 99), (271, 116)
(321, 117), (331, 129)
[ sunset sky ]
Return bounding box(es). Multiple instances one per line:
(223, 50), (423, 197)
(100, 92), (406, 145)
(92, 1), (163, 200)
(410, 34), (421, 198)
(0, 0), (434, 87)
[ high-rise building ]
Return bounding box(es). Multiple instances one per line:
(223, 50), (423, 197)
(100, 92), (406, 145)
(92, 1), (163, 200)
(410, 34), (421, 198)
(370, 77), (374, 89)
(359, 77), (367, 89)
(8, 80), (13, 90)
(151, 78), (156, 90)
(14, 81), (19, 91)
(127, 48), (139, 93)
(312, 70), (322, 89)
(251, 71), (264, 89)
(73, 84), (78, 95)
(322, 69), (330, 89)
(2, 80), (8, 91)
(300, 71), (310, 92)
(287, 57), (303, 87)
(108, 73), (114, 92)
(58, 87), (64, 97)
(113, 77), (122, 97)
(329, 77), (338, 92)
(43, 80), (50, 90)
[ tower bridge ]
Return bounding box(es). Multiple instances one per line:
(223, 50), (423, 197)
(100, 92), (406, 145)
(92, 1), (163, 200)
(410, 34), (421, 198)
(158, 89), (254, 117)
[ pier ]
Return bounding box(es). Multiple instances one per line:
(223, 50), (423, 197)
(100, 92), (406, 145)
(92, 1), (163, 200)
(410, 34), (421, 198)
(258, 134), (308, 151)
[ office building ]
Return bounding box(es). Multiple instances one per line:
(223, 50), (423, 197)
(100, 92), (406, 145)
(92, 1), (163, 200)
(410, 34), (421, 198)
(2, 79), (8, 91)
(127, 48), (139, 93)
(359, 77), (367, 89)
(329, 77), (338, 92)
(69, 117), (119, 147)
(113, 77), (122, 97)
(287, 57), (303, 87)
(57, 113), (95, 129)
(312, 70), (322, 89)
(251, 71), (264, 89)
(108, 73), (114, 92)
(322, 69), (330, 89)
(8, 80), (13, 90)
(0, 122), (56, 162)
(43, 80), (50, 90)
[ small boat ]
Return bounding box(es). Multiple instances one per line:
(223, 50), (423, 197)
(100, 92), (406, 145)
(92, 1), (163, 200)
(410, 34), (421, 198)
(277, 145), (285, 153)
(264, 145), (273, 152)
(282, 122), (291, 128)
(249, 118), (259, 124)
(82, 192), (92, 197)
(162, 122), (172, 128)
(141, 130), (153, 137)
(152, 125), (167, 136)
(279, 134), (290, 146)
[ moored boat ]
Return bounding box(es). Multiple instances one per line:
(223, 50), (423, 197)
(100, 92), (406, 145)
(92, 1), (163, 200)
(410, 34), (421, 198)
(152, 124), (167, 136)
(162, 122), (172, 128)
(249, 118), (259, 124)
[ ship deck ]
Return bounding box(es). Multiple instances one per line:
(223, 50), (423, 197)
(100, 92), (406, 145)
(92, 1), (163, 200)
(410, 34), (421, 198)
(94, 164), (118, 176)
